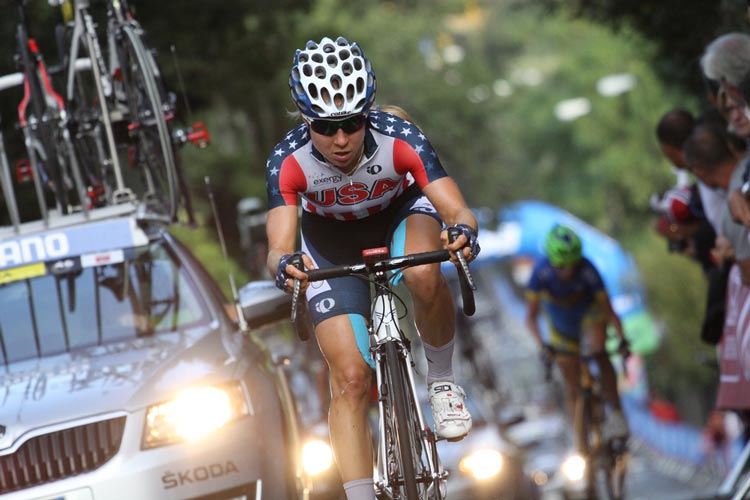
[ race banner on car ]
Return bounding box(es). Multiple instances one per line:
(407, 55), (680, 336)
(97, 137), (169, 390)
(0, 218), (148, 271)
(716, 264), (750, 409)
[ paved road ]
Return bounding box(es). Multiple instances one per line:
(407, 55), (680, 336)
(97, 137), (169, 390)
(539, 438), (724, 500)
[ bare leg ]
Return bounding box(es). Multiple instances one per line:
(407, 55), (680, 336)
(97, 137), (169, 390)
(586, 322), (622, 410)
(316, 315), (374, 485)
(400, 214), (455, 347)
(556, 357), (582, 447)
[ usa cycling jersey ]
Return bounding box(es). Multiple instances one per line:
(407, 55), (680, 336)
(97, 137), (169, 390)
(526, 256), (607, 339)
(265, 110), (447, 220)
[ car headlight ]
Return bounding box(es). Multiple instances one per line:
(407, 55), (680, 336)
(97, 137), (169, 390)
(560, 453), (586, 482)
(302, 438), (334, 476)
(142, 383), (249, 449)
(458, 449), (504, 480)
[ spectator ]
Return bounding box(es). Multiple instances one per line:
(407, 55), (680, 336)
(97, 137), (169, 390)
(655, 109), (695, 188)
(652, 109), (719, 273)
(652, 108), (735, 344)
(685, 122), (748, 280)
(684, 122), (746, 344)
(700, 32), (750, 228)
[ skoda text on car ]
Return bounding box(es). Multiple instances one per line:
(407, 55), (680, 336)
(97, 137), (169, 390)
(0, 204), (308, 500)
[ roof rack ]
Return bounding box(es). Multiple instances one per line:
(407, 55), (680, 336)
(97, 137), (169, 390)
(0, 64), (175, 239)
(0, 200), (174, 240)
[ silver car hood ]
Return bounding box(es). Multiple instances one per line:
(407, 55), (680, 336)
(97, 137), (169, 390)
(0, 321), (240, 452)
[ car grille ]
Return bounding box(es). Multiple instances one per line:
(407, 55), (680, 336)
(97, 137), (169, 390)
(0, 416), (126, 494)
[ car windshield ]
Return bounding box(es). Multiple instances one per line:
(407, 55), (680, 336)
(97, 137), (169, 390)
(0, 240), (208, 365)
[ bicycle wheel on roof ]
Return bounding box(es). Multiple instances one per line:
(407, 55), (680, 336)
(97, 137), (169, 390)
(115, 22), (178, 220)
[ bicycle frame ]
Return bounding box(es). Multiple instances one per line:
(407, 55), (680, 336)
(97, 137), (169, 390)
(62, 0), (129, 200)
(369, 264), (444, 498)
(14, 0), (89, 219)
(548, 347), (628, 500)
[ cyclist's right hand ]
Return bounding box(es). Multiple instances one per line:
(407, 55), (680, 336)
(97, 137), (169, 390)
(275, 251), (311, 293)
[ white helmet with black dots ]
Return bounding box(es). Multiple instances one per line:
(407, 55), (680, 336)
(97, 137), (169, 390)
(289, 36), (377, 119)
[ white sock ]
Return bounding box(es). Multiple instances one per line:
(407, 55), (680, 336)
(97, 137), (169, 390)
(343, 478), (375, 500)
(423, 338), (455, 385)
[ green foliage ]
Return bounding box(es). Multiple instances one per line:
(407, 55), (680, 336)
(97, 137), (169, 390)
(536, 0), (747, 95)
(169, 214), (250, 301)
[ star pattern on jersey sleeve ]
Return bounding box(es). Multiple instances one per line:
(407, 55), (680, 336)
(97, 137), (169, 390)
(369, 110), (447, 182)
(266, 123), (310, 209)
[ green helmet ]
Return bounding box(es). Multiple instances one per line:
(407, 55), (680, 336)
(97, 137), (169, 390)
(544, 224), (582, 266)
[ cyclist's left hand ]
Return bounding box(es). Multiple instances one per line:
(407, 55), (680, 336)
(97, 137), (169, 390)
(444, 224), (480, 263)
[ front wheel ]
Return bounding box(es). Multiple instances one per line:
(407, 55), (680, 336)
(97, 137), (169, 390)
(384, 340), (420, 500)
(597, 440), (628, 500)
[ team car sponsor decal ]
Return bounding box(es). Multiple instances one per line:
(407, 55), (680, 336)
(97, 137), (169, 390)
(0, 262), (47, 284)
(47, 257), (82, 275)
(0, 218), (148, 271)
(80, 249), (125, 268)
(162, 461), (240, 489)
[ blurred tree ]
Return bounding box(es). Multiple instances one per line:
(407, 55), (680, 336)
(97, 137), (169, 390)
(537, 0), (748, 97)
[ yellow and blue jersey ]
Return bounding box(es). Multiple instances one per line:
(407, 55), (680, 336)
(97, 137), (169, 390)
(526, 256), (607, 343)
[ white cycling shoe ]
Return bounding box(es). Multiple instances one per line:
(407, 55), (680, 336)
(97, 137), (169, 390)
(602, 410), (630, 441)
(428, 381), (472, 441)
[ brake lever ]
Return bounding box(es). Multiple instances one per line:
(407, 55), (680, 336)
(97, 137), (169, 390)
(289, 254), (303, 323)
(447, 227), (476, 316)
(455, 251), (477, 291)
(288, 254), (312, 341)
(291, 278), (300, 322)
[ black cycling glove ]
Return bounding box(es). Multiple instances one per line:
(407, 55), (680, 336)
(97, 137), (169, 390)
(275, 251), (304, 291)
(450, 224), (481, 259)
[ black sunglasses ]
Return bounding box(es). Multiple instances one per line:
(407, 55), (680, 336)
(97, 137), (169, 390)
(309, 114), (367, 136)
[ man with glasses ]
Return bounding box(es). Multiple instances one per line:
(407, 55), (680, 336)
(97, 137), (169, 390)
(265, 36), (480, 500)
(525, 224), (630, 445)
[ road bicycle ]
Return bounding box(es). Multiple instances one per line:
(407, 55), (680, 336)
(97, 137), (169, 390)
(52, 0), (207, 221)
(53, 0), (132, 209)
(106, 0), (207, 222)
(544, 344), (629, 500)
(12, 0), (90, 219)
(289, 229), (476, 500)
